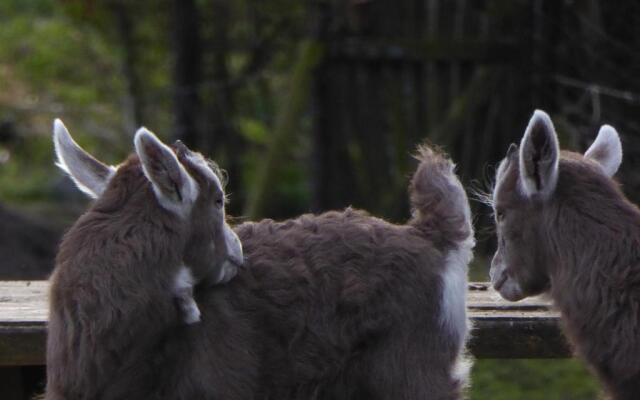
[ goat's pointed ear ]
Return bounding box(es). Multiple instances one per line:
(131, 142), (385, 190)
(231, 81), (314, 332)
(584, 125), (622, 177)
(53, 119), (116, 198)
(519, 110), (560, 198)
(134, 127), (198, 216)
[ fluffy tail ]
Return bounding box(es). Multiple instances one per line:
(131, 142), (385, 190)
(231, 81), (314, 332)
(408, 144), (474, 247)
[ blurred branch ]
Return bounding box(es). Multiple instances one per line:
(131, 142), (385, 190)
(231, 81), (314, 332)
(229, 19), (290, 89)
(245, 40), (324, 219)
(430, 68), (492, 147)
(554, 75), (640, 104)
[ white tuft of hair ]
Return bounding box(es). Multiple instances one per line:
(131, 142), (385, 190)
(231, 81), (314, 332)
(584, 124), (623, 177)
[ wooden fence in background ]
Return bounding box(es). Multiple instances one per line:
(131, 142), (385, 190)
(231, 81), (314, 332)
(310, 0), (559, 219)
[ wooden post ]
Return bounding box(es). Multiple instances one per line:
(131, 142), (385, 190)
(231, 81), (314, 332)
(0, 367), (24, 400)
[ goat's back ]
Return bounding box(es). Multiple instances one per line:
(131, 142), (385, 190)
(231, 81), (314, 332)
(166, 208), (466, 400)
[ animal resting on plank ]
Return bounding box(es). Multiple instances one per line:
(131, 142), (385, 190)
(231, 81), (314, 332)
(47, 120), (475, 400)
(47, 120), (243, 399)
(490, 110), (640, 400)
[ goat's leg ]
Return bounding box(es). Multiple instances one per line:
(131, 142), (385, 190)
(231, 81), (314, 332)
(356, 333), (466, 400)
(601, 373), (640, 400)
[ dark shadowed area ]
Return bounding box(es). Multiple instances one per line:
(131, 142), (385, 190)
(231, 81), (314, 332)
(1, 0), (638, 398)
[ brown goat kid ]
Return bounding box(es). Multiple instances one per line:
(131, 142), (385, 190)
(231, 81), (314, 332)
(46, 120), (243, 399)
(48, 125), (475, 399)
(490, 110), (639, 399)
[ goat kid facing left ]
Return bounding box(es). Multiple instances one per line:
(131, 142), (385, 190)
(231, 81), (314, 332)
(47, 121), (475, 399)
(46, 120), (242, 400)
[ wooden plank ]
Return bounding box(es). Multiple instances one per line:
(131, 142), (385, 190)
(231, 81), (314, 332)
(0, 324), (46, 366)
(467, 282), (571, 359)
(0, 281), (570, 366)
(0, 282), (48, 367)
(0, 281), (48, 323)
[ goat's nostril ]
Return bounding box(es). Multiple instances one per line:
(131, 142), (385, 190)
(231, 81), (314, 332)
(493, 273), (508, 291)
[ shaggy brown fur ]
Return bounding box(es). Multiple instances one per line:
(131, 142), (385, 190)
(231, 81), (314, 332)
(491, 110), (640, 399)
(47, 158), (187, 399)
(46, 125), (241, 400)
(48, 142), (474, 399)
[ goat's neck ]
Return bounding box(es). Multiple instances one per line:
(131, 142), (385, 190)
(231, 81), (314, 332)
(548, 197), (640, 332)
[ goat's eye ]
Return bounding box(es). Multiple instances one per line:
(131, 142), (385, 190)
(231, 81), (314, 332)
(496, 209), (505, 222)
(215, 197), (224, 209)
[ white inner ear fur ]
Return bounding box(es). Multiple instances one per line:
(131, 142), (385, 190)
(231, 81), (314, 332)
(519, 109), (559, 198)
(134, 127), (199, 218)
(584, 125), (622, 177)
(53, 119), (116, 198)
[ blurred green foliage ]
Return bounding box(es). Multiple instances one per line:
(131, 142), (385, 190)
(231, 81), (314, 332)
(0, 1), (124, 114)
(0, 0), (311, 216)
(0, 0), (130, 201)
(471, 359), (600, 400)
(0, 136), (53, 201)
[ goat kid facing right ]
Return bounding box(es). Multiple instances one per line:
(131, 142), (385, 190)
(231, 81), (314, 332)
(490, 110), (640, 399)
(46, 120), (242, 400)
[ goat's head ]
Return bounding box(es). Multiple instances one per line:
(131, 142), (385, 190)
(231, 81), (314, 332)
(53, 119), (243, 284)
(489, 110), (622, 301)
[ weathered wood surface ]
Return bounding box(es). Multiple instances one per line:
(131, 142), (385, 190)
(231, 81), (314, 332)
(0, 281), (570, 366)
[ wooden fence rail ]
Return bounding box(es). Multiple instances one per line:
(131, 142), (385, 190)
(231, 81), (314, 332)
(0, 280), (570, 368)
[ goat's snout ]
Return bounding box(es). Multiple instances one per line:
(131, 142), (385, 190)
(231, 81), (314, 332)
(224, 225), (244, 268)
(211, 227), (243, 285)
(490, 256), (525, 301)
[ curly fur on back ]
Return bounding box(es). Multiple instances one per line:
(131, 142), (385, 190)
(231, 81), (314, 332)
(47, 144), (474, 400)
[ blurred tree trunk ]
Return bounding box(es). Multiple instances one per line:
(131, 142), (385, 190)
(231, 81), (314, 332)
(208, 0), (244, 213)
(245, 39), (324, 219)
(110, 1), (145, 131)
(310, 1), (332, 213)
(171, 0), (202, 146)
(311, 1), (362, 214)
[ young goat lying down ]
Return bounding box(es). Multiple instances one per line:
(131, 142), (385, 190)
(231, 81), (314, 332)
(48, 122), (475, 400)
(490, 110), (640, 400)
